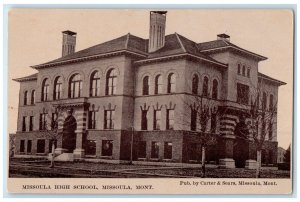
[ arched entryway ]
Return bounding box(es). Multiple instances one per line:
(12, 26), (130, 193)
(62, 109), (77, 152)
(233, 116), (249, 168)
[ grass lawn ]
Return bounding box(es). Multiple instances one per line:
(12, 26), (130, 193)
(9, 159), (290, 178)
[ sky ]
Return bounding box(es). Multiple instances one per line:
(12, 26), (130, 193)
(8, 9), (293, 149)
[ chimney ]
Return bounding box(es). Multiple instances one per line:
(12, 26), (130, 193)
(217, 33), (230, 42)
(148, 11), (167, 53)
(62, 30), (77, 57)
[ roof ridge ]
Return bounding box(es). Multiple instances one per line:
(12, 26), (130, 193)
(125, 33), (130, 49)
(174, 32), (187, 53)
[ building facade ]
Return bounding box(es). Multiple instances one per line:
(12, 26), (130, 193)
(13, 11), (285, 168)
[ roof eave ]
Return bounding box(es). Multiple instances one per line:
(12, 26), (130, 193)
(258, 76), (286, 86)
(13, 78), (37, 82)
(31, 50), (148, 69)
(200, 46), (267, 61)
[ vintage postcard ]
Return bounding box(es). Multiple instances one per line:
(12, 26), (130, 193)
(7, 8), (293, 194)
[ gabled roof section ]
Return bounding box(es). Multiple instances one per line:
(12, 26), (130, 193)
(32, 33), (148, 69)
(13, 73), (38, 82)
(197, 40), (267, 61)
(139, 33), (227, 68)
(258, 72), (286, 86)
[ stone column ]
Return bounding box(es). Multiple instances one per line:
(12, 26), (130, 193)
(73, 129), (85, 159)
(218, 137), (236, 168)
(218, 114), (237, 168)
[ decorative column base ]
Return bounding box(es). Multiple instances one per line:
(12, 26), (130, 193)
(54, 148), (68, 155)
(245, 159), (257, 169)
(73, 149), (85, 159)
(219, 158), (236, 168)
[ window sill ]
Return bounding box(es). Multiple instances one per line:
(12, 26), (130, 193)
(137, 158), (146, 161)
(100, 156), (113, 159)
(85, 155), (97, 158)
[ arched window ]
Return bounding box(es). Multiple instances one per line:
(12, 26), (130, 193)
(192, 74), (199, 94)
(242, 65), (246, 76)
(54, 76), (63, 100)
(269, 94), (274, 111)
(247, 68), (250, 78)
(238, 64), (241, 74)
(202, 76), (209, 97)
(31, 90), (35, 105)
(90, 71), (100, 96)
(142, 76), (149, 95)
(155, 74), (163, 94)
(167, 73), (176, 93)
(23, 91), (28, 105)
(69, 74), (82, 98)
(262, 92), (267, 110)
(212, 79), (218, 99)
(106, 69), (117, 95)
(41, 78), (49, 101)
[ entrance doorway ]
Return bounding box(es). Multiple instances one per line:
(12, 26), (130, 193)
(233, 116), (249, 168)
(62, 113), (77, 152)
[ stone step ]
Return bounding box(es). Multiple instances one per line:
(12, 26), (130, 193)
(53, 153), (74, 162)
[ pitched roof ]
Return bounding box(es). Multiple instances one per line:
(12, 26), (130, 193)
(13, 73), (38, 82)
(31, 32), (267, 69)
(138, 33), (227, 67)
(32, 32), (228, 69)
(32, 33), (148, 68)
(197, 40), (267, 61)
(258, 72), (286, 86)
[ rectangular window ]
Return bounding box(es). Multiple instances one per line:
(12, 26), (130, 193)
(102, 140), (113, 156)
(51, 113), (57, 129)
(85, 140), (96, 156)
(88, 111), (97, 129)
(39, 113), (46, 130)
(37, 139), (45, 153)
(20, 140), (25, 153)
(268, 123), (273, 140)
(189, 143), (198, 161)
(151, 142), (159, 158)
(237, 83), (249, 105)
(27, 140), (32, 153)
(166, 109), (174, 130)
(48, 140), (57, 153)
(211, 113), (217, 133)
(141, 110), (148, 130)
(104, 110), (115, 129)
(191, 109), (197, 131)
(138, 141), (147, 158)
(164, 142), (172, 159)
(29, 116), (34, 131)
(22, 116), (27, 132)
(247, 68), (250, 78)
(153, 110), (161, 130)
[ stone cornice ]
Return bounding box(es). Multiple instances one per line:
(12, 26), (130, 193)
(134, 53), (228, 68)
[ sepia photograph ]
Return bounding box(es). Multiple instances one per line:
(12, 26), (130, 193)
(7, 8), (293, 194)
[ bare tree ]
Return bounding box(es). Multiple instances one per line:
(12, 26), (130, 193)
(179, 81), (221, 178)
(39, 105), (64, 168)
(235, 80), (278, 178)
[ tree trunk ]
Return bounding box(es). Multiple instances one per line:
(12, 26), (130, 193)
(49, 142), (55, 168)
(256, 149), (261, 178)
(201, 146), (206, 178)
